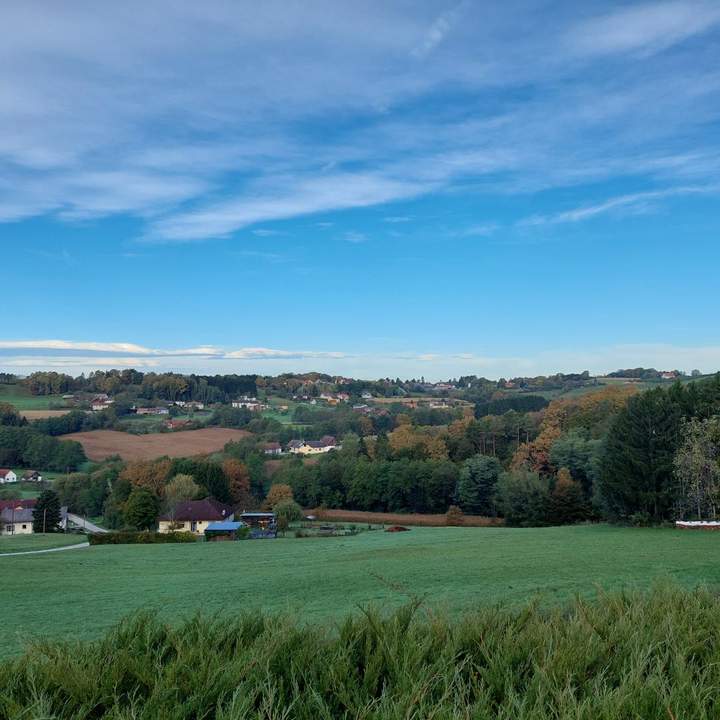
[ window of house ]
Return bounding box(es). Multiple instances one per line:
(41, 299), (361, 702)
(22, 524), (27, 529)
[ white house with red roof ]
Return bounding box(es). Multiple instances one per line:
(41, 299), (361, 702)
(0, 469), (18, 484)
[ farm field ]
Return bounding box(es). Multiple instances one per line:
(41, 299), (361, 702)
(0, 533), (84, 554)
(2, 524), (720, 658)
(0, 384), (69, 411)
(19, 409), (74, 419)
(63, 428), (252, 461)
(314, 508), (502, 527)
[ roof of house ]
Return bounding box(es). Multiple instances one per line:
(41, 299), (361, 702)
(205, 521), (247, 532)
(240, 512), (276, 519)
(287, 439), (303, 449)
(264, 442), (282, 450)
(0, 498), (36, 511)
(159, 498), (233, 522)
(305, 436), (337, 449)
(0, 469), (13, 476)
(0, 507), (34, 523)
(22, 470), (39, 478)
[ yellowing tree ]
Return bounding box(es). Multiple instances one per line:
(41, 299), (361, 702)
(263, 483), (294, 510)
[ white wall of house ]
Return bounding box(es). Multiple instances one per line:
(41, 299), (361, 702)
(1, 520), (33, 535)
(0, 471), (18, 484)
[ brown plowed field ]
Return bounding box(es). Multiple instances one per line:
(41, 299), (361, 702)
(309, 508), (503, 527)
(21, 410), (74, 419)
(64, 428), (252, 461)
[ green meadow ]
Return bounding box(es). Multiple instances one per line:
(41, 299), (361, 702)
(2, 524), (720, 658)
(0, 533), (85, 554)
(0, 383), (66, 410)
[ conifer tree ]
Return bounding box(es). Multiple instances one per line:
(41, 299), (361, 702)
(32, 488), (62, 533)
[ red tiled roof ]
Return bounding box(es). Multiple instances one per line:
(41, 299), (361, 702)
(0, 498), (36, 511)
(158, 497), (233, 522)
(0, 469), (12, 476)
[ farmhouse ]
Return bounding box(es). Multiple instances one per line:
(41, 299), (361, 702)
(263, 442), (282, 456)
(1, 507), (34, 535)
(173, 400), (205, 410)
(136, 406), (169, 415)
(0, 499), (67, 535)
(21, 470), (43, 482)
(0, 469), (18, 484)
(232, 397), (267, 411)
(158, 498), (234, 535)
(287, 435), (340, 455)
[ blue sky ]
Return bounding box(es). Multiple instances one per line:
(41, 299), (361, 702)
(2, 0), (720, 379)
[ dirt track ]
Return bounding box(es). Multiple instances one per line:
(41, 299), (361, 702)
(64, 428), (252, 461)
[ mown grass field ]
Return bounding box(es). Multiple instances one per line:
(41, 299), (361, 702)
(2, 524), (720, 658)
(0, 533), (85, 554)
(0, 383), (67, 411)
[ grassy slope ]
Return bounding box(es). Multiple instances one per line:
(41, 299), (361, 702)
(2, 524), (720, 657)
(0, 384), (66, 410)
(0, 534), (84, 554)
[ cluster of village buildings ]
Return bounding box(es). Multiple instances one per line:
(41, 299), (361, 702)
(0, 469), (42, 484)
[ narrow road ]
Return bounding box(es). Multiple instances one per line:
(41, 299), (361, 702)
(0, 541), (89, 558)
(65, 513), (108, 533)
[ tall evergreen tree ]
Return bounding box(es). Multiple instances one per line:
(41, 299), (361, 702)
(32, 488), (62, 533)
(598, 388), (683, 522)
(457, 455), (502, 515)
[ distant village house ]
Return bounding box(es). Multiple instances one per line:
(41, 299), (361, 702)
(286, 435), (340, 455)
(136, 406), (170, 415)
(0, 469), (18, 484)
(158, 498), (234, 535)
(263, 442), (282, 456)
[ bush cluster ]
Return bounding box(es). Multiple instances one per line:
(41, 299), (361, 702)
(88, 531), (197, 545)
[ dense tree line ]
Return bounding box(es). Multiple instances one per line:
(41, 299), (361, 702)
(0, 426), (86, 471)
(598, 376), (720, 523)
(475, 395), (549, 417)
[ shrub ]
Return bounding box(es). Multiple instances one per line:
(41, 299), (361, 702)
(445, 505), (464, 526)
(88, 531), (197, 545)
(1, 585), (719, 718)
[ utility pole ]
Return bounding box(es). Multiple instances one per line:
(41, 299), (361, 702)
(43, 508), (47, 534)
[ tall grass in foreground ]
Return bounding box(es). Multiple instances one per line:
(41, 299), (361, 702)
(2, 584), (720, 719)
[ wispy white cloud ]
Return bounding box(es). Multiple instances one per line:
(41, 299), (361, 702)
(460, 223), (498, 237)
(251, 228), (281, 237)
(343, 231), (367, 244)
(519, 185), (720, 226)
(2, 340), (718, 380)
(147, 173), (430, 242)
(568, 1), (720, 57)
(411, 0), (469, 59)
(0, 339), (348, 362)
(0, 1), (719, 241)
